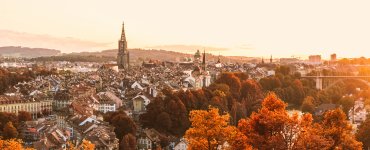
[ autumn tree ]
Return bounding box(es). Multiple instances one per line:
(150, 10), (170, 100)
(140, 90), (189, 136)
(3, 122), (18, 139)
(120, 133), (136, 150)
(276, 65), (291, 76)
(301, 96), (315, 113)
(110, 113), (137, 141)
(291, 79), (305, 106)
(0, 112), (18, 131)
(237, 93), (289, 149)
(356, 115), (370, 149)
(18, 111), (32, 122)
(320, 108), (362, 149)
(185, 107), (238, 150)
(0, 138), (33, 150)
(338, 96), (355, 115)
(156, 112), (172, 130)
(238, 93), (332, 149)
(292, 114), (333, 149)
(259, 76), (282, 91)
(81, 139), (95, 150)
(215, 72), (241, 98)
(240, 79), (263, 100)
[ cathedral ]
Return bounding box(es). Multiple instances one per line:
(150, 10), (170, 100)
(117, 22), (130, 70)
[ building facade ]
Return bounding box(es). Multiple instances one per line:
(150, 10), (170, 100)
(0, 96), (52, 118)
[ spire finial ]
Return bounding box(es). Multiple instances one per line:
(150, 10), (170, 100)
(120, 21), (126, 41)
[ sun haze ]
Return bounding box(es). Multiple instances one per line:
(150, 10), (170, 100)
(1, 0), (370, 58)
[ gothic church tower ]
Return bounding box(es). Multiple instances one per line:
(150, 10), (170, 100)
(117, 22), (129, 70)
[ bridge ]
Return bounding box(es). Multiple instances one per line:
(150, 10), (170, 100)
(301, 75), (370, 90)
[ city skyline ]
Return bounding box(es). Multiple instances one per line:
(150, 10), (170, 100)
(2, 0), (370, 59)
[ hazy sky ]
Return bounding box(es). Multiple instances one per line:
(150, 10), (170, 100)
(1, 0), (370, 58)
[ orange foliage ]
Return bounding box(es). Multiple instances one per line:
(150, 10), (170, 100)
(320, 108), (362, 149)
(0, 138), (34, 150)
(81, 139), (95, 150)
(185, 107), (245, 150)
(237, 93), (334, 149)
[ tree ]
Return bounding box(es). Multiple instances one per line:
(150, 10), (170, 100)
(240, 80), (263, 101)
(185, 107), (238, 150)
(292, 79), (305, 106)
(301, 96), (315, 113)
(356, 116), (370, 149)
(276, 65), (291, 75)
(18, 111), (32, 122)
(3, 122), (18, 139)
(120, 133), (136, 150)
(81, 139), (95, 150)
(238, 93), (333, 149)
(0, 112), (19, 131)
(215, 73), (241, 98)
(111, 113), (137, 141)
(259, 77), (282, 91)
(320, 108), (362, 149)
(234, 72), (249, 81)
(0, 138), (33, 150)
(290, 113), (333, 149)
(338, 96), (355, 115)
(237, 93), (289, 149)
(156, 112), (172, 130)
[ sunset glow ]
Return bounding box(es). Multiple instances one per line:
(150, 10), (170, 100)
(2, 0), (370, 58)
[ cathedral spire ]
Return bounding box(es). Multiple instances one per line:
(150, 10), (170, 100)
(120, 22), (126, 41)
(202, 49), (206, 71)
(217, 53), (221, 63)
(270, 55), (273, 63)
(118, 21), (129, 70)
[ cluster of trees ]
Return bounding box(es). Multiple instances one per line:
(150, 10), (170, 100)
(185, 93), (363, 150)
(140, 72), (264, 137)
(139, 70), (369, 149)
(259, 66), (369, 116)
(259, 66), (313, 107)
(103, 110), (137, 150)
(356, 114), (370, 149)
(0, 138), (34, 150)
(335, 57), (370, 65)
(0, 67), (56, 94)
(0, 111), (32, 140)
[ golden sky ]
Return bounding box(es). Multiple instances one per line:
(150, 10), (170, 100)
(1, 0), (370, 59)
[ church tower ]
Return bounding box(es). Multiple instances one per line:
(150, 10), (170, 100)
(117, 22), (129, 70)
(202, 50), (206, 71)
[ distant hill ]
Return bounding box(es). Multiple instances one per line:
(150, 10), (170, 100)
(0, 46), (61, 58)
(1, 46), (257, 63)
(64, 49), (257, 63)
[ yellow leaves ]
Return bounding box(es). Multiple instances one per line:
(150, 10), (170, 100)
(261, 92), (287, 111)
(0, 138), (33, 150)
(186, 93), (363, 150)
(67, 139), (95, 150)
(67, 140), (76, 150)
(81, 139), (95, 150)
(185, 107), (239, 150)
(320, 108), (363, 149)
